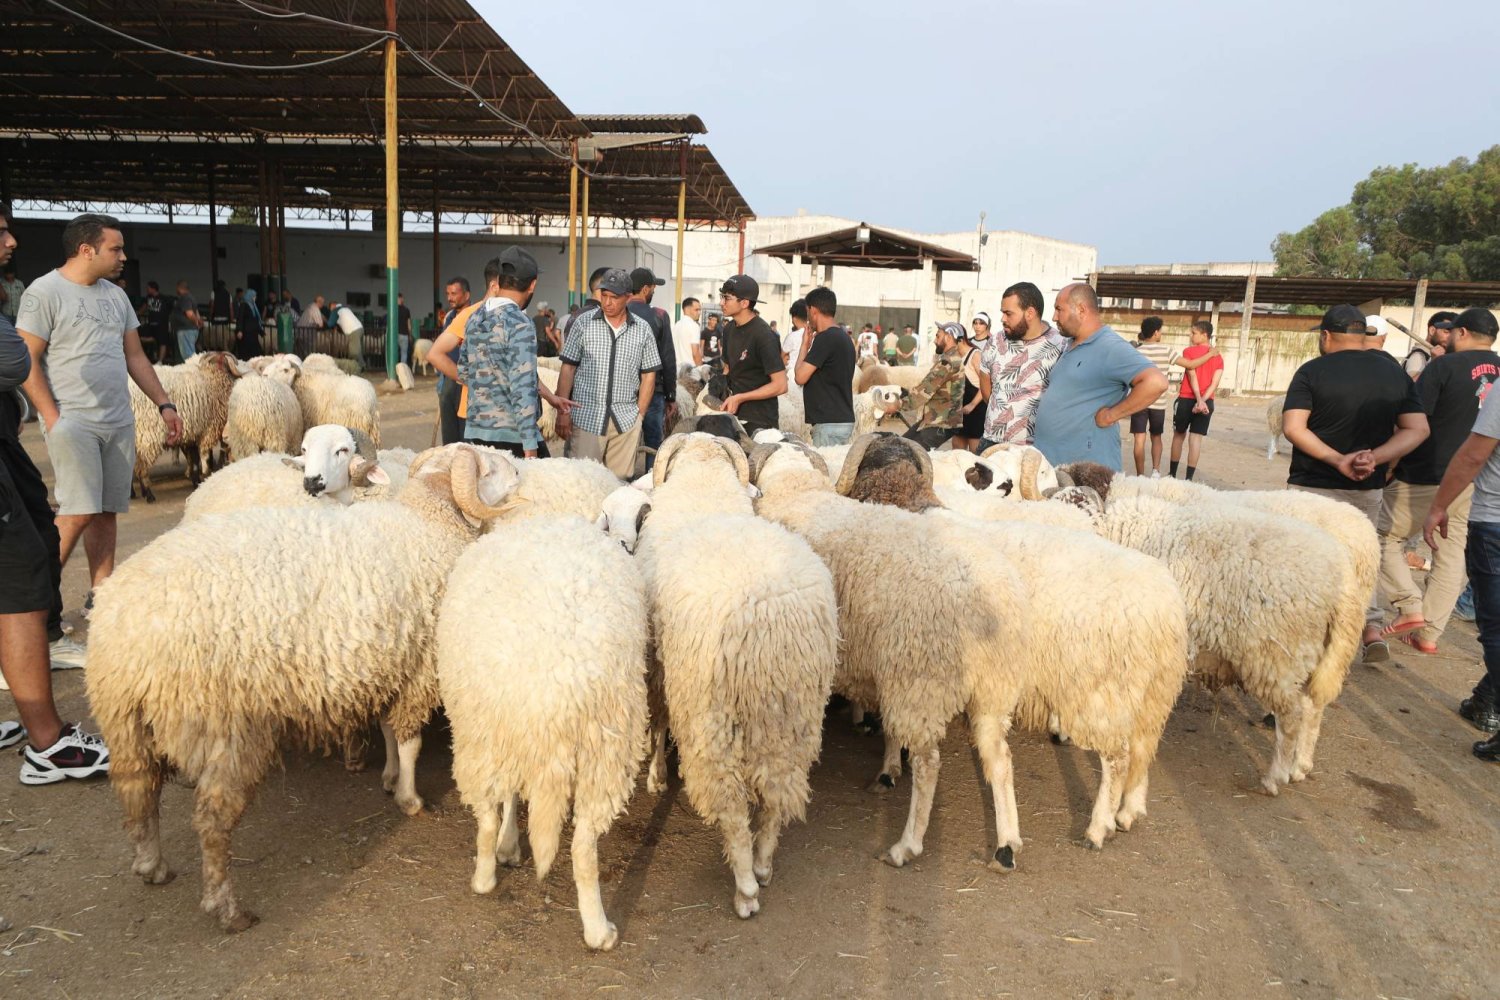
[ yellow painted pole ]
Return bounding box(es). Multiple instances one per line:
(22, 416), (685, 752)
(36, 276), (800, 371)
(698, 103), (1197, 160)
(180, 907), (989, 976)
(567, 161), (579, 307)
(382, 0), (399, 380)
(674, 178), (686, 320)
(580, 174), (590, 297)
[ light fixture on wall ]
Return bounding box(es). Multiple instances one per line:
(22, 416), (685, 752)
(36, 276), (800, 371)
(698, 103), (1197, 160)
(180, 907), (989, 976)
(856, 226), (871, 244)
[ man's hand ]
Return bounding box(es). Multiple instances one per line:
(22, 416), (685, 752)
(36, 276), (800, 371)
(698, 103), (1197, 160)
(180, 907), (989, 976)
(1432, 345), (1447, 359)
(556, 411), (572, 441)
(1351, 448), (1378, 478)
(1193, 401), (1209, 415)
(1424, 505), (1449, 550)
(162, 407), (184, 446)
(722, 394), (742, 415)
(1094, 405), (1116, 428)
(1335, 451), (1370, 482)
(524, 449), (538, 458)
(42, 409), (60, 433)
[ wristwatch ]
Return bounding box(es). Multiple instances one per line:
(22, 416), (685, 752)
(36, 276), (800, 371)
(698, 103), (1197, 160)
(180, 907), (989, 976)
(158, 401), (177, 413)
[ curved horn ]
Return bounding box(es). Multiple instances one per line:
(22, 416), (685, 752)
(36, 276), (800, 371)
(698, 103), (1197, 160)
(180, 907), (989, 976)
(716, 437), (750, 486)
(346, 426), (378, 460)
(407, 444), (447, 481)
(450, 445), (517, 522)
(900, 437), (934, 486)
(798, 442), (831, 479)
(652, 434), (691, 488)
(747, 442), (778, 485)
(834, 433), (881, 496)
(1054, 465), (1076, 489)
(1019, 446), (1043, 501)
(979, 441), (1014, 460)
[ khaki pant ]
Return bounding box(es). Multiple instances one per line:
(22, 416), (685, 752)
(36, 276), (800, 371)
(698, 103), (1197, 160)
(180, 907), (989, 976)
(1377, 480), (1472, 643)
(567, 416), (642, 480)
(1291, 484), (1384, 626)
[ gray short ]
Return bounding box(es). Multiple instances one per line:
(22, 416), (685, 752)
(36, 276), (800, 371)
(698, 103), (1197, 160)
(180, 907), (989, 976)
(44, 416), (135, 515)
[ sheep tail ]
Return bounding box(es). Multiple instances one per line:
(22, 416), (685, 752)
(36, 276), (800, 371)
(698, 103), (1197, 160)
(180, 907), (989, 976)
(527, 775), (572, 884)
(1307, 601), (1359, 708)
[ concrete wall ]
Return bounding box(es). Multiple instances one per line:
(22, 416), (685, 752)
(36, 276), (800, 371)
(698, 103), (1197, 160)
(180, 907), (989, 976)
(7, 216), (669, 332)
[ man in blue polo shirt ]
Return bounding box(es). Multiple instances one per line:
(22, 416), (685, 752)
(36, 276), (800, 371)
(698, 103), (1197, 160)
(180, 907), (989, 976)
(1033, 282), (1167, 471)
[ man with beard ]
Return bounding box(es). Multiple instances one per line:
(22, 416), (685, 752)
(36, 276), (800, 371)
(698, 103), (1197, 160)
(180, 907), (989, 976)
(977, 281), (1065, 448)
(1032, 282), (1166, 470)
(1406, 311), (1458, 379)
(458, 248), (572, 457)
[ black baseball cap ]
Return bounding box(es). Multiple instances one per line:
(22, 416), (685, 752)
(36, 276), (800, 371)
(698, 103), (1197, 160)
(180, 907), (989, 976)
(1443, 308), (1499, 338)
(1428, 310), (1461, 329)
(597, 268), (631, 297)
(497, 246), (539, 285)
(1320, 304), (1369, 335)
(630, 267), (666, 293)
(720, 274), (759, 303)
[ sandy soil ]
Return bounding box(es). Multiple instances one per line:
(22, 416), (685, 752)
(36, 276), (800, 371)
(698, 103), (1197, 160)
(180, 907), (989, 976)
(2, 384), (1497, 1000)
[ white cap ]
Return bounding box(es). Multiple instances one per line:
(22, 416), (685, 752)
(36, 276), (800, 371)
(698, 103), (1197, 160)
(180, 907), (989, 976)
(1365, 315), (1388, 337)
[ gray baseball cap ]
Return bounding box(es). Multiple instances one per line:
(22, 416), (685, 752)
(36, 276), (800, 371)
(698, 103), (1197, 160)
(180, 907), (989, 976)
(597, 268), (632, 296)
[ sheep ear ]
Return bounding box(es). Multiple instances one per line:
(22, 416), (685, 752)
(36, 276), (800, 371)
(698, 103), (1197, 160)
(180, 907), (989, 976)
(593, 512), (609, 532)
(282, 456), (305, 471)
(634, 502), (651, 535)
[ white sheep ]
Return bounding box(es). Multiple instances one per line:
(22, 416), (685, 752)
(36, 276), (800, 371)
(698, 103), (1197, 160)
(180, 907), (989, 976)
(87, 443), (525, 932)
(438, 515), (648, 951)
(634, 433), (838, 918)
(814, 434), (1192, 859)
(224, 354), (303, 461)
(853, 384), (908, 438)
(291, 360), (381, 447)
(1266, 394), (1287, 459)
(856, 360), (930, 392)
(412, 337), (434, 376)
(492, 456), (622, 527)
(129, 351), (244, 501)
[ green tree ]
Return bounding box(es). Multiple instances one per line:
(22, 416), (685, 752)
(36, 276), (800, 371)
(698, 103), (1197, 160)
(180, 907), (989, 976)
(1273, 146), (1500, 280)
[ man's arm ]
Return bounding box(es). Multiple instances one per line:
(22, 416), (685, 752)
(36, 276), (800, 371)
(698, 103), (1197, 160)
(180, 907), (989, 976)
(0, 323), (30, 392)
(1366, 411), (1430, 469)
(428, 328), (463, 381)
(554, 361), (578, 440)
(1282, 407), (1369, 481)
(1095, 367), (1168, 427)
(724, 371), (788, 414)
(692, 339), (704, 365)
(793, 329), (819, 386)
(1174, 347), (1221, 371)
(123, 329), (183, 445)
(1194, 365), (1223, 412)
(17, 330), (59, 428)
(636, 370), (656, 415)
(1425, 432), (1500, 547)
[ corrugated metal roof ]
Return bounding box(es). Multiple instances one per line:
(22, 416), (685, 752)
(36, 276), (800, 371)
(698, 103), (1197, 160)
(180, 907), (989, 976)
(580, 114), (708, 135)
(756, 224), (976, 272)
(1094, 272), (1500, 307)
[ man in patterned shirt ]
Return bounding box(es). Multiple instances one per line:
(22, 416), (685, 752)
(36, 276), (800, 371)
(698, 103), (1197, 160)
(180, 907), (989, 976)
(556, 268), (661, 478)
(977, 281), (1065, 448)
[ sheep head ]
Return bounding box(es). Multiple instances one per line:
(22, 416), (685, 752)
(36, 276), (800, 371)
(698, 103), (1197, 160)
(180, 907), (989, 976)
(596, 486), (651, 553)
(409, 443), (526, 527)
(868, 385), (904, 416)
(670, 412), (751, 449)
(748, 440), (829, 488)
(978, 443), (1058, 500)
(835, 433), (942, 513)
(653, 431), (750, 489)
(284, 424), (390, 503)
(1052, 461), (1115, 504)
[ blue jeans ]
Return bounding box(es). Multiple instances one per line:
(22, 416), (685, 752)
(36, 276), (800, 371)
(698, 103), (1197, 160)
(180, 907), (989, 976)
(810, 423), (854, 447)
(641, 395), (666, 469)
(176, 327), (199, 360)
(1466, 521), (1500, 703)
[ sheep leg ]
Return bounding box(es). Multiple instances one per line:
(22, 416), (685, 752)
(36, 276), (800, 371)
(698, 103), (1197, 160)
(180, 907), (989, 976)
(1266, 436), (1277, 461)
(1293, 700), (1326, 781)
(752, 804), (788, 887)
(392, 732), (424, 815)
(572, 817), (618, 950)
(869, 732), (903, 793)
(378, 719), (400, 793)
(722, 807), (760, 919)
(193, 764), (261, 932)
(470, 799), (501, 895)
(496, 792), (523, 867)
(972, 714), (1022, 872)
(120, 758), (174, 886)
(1263, 697), (1305, 795)
(1116, 737), (1152, 831)
(645, 725), (668, 794)
(341, 727), (368, 773)
(1085, 752), (1126, 849)
(884, 745), (941, 868)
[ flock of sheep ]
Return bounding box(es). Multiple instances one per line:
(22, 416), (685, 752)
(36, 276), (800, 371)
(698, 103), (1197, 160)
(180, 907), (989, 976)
(79, 354), (1377, 953)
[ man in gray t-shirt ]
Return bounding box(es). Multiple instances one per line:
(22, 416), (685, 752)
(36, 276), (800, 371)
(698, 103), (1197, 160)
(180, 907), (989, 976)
(15, 213), (181, 606)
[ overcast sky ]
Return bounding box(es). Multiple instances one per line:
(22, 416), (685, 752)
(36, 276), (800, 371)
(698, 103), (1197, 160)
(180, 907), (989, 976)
(487, 0), (1500, 265)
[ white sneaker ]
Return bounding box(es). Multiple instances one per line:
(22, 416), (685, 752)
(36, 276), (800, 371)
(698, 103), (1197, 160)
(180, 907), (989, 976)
(20, 724), (110, 785)
(49, 637), (87, 671)
(1150, 470), (1161, 479)
(0, 721), (25, 749)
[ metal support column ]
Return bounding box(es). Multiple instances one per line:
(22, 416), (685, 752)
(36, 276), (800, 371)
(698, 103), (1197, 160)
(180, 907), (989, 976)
(1235, 275), (1257, 394)
(580, 174), (591, 296)
(674, 148), (687, 319)
(567, 158), (579, 307)
(382, 0), (400, 380)
(736, 218), (746, 273)
(432, 182), (442, 325)
(207, 165), (220, 289)
(256, 158), (269, 293)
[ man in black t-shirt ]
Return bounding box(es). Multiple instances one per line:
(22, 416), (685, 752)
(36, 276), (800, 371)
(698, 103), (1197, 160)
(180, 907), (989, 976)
(698, 312), (724, 367)
(627, 268), (676, 461)
(716, 274), (785, 437)
(1377, 308), (1500, 653)
(793, 285), (856, 445)
(1282, 304), (1430, 663)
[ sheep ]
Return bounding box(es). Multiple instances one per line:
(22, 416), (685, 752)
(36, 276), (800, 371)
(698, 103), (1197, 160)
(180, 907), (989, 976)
(537, 355), (564, 371)
(88, 443), (524, 932)
(1266, 394), (1287, 459)
(395, 362), (415, 390)
(224, 354), (303, 461)
(854, 384), (908, 437)
(492, 456), (623, 527)
(129, 351), (243, 502)
(412, 337), (434, 375)
(439, 515), (648, 951)
(856, 359), (930, 392)
(291, 360), (381, 447)
(634, 433), (838, 918)
(806, 434), (1191, 859)
(695, 371), (809, 442)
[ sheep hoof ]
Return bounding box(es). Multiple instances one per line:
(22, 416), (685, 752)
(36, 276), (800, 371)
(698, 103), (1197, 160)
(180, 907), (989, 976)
(989, 845), (1017, 872)
(882, 843), (917, 868)
(734, 891), (760, 919)
(144, 489), (157, 504)
(1084, 824), (1113, 849)
(133, 859), (175, 885)
(496, 847), (523, 868)
(584, 921), (619, 951)
(471, 872), (497, 895)
(645, 774), (665, 795)
(868, 773), (896, 794)
(1260, 776), (1282, 797)
(219, 909), (259, 933)
(1114, 808), (1143, 832)
(395, 794), (424, 816)
(1049, 732), (1072, 746)
(380, 771), (398, 793)
(754, 863), (773, 887)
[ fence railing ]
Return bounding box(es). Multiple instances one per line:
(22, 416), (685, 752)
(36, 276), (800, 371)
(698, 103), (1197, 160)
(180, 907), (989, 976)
(200, 320), (391, 372)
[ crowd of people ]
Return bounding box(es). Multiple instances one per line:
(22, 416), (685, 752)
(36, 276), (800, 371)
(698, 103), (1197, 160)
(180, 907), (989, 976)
(4, 209), (1500, 783)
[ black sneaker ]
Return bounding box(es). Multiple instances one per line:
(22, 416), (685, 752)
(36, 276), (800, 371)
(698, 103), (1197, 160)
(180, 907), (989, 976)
(19, 724), (110, 785)
(82, 591), (95, 621)
(1459, 697), (1500, 734)
(0, 721), (25, 750)
(1475, 732), (1500, 762)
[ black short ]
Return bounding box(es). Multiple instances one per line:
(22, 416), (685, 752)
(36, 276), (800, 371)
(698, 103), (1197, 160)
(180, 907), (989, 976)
(463, 438), (550, 459)
(1173, 397), (1215, 435)
(0, 449), (54, 616)
(1130, 408), (1166, 436)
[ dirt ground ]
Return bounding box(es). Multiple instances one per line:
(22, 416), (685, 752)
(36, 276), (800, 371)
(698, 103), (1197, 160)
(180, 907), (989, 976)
(2, 385), (1498, 1000)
